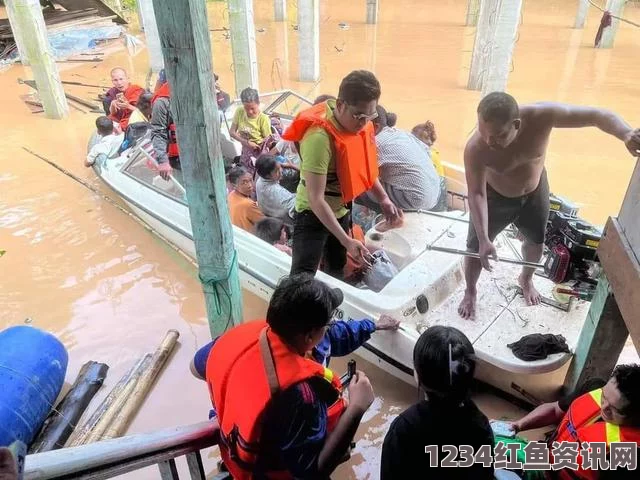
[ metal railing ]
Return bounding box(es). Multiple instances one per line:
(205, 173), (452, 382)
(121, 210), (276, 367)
(24, 421), (230, 480)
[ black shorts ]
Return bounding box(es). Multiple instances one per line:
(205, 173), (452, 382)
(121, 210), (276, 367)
(467, 169), (550, 251)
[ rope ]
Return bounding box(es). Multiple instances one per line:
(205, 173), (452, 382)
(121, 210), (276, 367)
(198, 251), (238, 332)
(588, 0), (640, 28)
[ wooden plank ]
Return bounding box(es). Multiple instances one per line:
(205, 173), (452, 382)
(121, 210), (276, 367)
(617, 159), (640, 255)
(563, 274), (628, 393)
(10, 0), (69, 119)
(54, 0), (128, 24)
(597, 217), (640, 352)
(152, 0), (244, 336)
(5, 0), (30, 64)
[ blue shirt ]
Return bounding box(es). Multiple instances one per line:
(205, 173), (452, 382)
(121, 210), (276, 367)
(192, 319), (376, 477)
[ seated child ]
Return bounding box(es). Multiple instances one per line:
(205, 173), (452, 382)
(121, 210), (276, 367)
(85, 116), (124, 167)
(229, 87), (273, 176)
(254, 217), (292, 255)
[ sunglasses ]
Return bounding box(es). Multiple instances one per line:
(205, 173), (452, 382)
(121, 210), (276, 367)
(347, 105), (378, 122)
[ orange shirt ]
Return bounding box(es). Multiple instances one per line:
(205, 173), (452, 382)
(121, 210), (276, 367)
(228, 190), (264, 232)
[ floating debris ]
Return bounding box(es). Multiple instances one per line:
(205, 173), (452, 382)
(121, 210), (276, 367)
(338, 22), (350, 30)
(24, 317), (33, 324)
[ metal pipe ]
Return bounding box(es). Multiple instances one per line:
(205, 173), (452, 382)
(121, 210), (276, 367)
(424, 244), (545, 269)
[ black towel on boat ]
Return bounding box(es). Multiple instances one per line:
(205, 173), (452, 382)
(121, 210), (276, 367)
(507, 334), (570, 361)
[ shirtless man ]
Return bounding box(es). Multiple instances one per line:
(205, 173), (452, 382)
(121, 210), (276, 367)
(458, 92), (640, 319)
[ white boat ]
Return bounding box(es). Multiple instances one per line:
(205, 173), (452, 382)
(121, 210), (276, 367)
(93, 90), (592, 405)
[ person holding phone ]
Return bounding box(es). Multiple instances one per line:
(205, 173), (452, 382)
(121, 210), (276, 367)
(203, 274), (378, 479)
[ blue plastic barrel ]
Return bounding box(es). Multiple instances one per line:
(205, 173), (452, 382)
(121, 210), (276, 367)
(0, 326), (68, 448)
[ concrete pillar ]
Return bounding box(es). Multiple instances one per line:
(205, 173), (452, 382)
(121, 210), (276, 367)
(466, 0), (481, 26)
(138, 0), (164, 72)
(366, 0), (379, 24)
(273, 21), (290, 84)
(574, 0), (590, 28)
(9, 0), (69, 119)
(468, 0), (498, 91)
(274, 0), (287, 21)
(482, 0), (523, 97)
(597, 0), (626, 48)
(5, 0), (30, 65)
(298, 0), (320, 82)
(228, 0), (260, 95)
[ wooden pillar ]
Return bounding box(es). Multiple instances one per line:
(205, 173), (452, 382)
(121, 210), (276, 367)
(138, 0), (164, 73)
(274, 0), (287, 21)
(481, 0), (523, 97)
(5, 0), (30, 65)
(9, 0), (68, 119)
(298, 0), (320, 82)
(151, 0), (244, 337)
(366, 0), (379, 25)
(596, 0), (626, 49)
(467, 0), (498, 91)
(574, 0), (590, 28)
(228, 0), (260, 96)
(466, 0), (481, 26)
(563, 275), (628, 393)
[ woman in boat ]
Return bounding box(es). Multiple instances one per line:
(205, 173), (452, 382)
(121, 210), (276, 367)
(380, 325), (496, 480)
(254, 154), (296, 224)
(226, 166), (265, 232)
(356, 105), (441, 214)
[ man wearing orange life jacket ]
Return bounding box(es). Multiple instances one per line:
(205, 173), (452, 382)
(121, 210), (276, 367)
(150, 82), (179, 181)
(281, 70), (403, 279)
(511, 364), (640, 479)
(206, 274), (376, 479)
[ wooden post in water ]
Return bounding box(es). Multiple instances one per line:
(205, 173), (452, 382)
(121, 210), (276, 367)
(366, 0), (379, 24)
(8, 0), (69, 119)
(298, 0), (320, 82)
(481, 0), (522, 97)
(137, 0), (164, 72)
(563, 275), (628, 393)
(465, 0), (481, 26)
(5, 0), (29, 65)
(596, 0), (626, 49)
(274, 0), (287, 21)
(228, 0), (260, 96)
(574, 0), (590, 28)
(152, 0), (244, 336)
(467, 0), (498, 91)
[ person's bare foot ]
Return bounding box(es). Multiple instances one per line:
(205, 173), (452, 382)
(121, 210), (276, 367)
(519, 273), (542, 306)
(458, 290), (476, 320)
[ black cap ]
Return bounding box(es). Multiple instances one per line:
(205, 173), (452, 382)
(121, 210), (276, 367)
(330, 288), (344, 310)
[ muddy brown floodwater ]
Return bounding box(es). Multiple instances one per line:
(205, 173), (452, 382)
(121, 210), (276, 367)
(1, 0), (639, 478)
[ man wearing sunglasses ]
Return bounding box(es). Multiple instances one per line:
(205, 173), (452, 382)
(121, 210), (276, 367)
(283, 70), (403, 279)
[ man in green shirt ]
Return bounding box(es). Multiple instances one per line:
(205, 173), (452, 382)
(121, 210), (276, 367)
(289, 71), (402, 279)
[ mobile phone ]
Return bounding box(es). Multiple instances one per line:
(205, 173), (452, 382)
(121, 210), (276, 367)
(340, 359), (356, 387)
(490, 420), (516, 438)
(8, 440), (26, 480)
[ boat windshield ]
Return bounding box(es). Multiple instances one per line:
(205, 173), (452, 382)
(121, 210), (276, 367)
(123, 150), (187, 204)
(262, 91), (313, 121)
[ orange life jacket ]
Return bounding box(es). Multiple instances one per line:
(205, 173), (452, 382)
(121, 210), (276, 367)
(206, 320), (346, 480)
(151, 83), (180, 159)
(548, 388), (640, 479)
(281, 101), (379, 203)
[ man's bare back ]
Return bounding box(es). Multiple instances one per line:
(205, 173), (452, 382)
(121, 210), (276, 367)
(458, 94), (640, 320)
